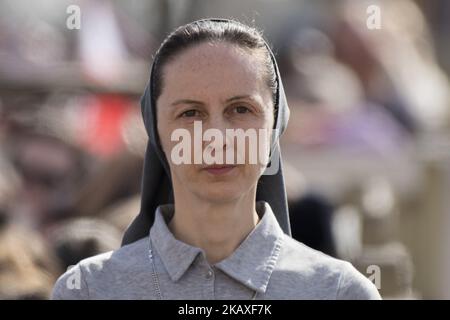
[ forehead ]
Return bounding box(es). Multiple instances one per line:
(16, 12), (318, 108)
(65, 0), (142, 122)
(159, 42), (269, 103)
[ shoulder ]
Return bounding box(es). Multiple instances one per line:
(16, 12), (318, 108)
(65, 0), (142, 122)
(269, 235), (381, 300)
(51, 238), (148, 300)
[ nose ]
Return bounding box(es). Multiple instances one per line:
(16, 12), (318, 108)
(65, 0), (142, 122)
(202, 112), (233, 159)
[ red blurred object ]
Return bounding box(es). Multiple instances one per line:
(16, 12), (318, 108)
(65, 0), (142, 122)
(77, 94), (133, 158)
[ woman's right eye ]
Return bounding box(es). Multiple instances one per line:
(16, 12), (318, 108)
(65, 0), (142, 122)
(180, 109), (199, 117)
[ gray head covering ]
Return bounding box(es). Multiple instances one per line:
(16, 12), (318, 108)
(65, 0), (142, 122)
(122, 18), (291, 246)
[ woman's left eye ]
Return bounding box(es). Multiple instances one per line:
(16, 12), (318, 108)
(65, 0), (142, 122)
(233, 106), (251, 114)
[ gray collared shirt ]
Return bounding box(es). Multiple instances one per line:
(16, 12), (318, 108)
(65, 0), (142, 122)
(52, 201), (381, 300)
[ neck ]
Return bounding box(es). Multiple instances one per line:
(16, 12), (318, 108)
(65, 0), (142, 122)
(168, 189), (260, 265)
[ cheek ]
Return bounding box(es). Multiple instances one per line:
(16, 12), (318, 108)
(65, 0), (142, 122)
(266, 105), (275, 129)
(156, 121), (177, 164)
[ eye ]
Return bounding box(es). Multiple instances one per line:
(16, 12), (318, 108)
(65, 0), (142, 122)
(180, 109), (199, 118)
(233, 106), (251, 114)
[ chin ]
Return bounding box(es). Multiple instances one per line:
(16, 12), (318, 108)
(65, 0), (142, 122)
(194, 183), (246, 203)
(179, 167), (259, 202)
(192, 181), (248, 203)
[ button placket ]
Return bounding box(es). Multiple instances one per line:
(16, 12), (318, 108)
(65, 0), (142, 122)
(203, 267), (215, 299)
(205, 269), (214, 280)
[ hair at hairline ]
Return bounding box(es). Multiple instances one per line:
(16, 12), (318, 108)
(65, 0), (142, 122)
(151, 20), (278, 110)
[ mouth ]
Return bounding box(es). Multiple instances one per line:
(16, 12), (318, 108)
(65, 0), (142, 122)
(201, 164), (237, 176)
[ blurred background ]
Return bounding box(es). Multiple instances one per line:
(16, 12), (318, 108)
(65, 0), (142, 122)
(0, 0), (449, 299)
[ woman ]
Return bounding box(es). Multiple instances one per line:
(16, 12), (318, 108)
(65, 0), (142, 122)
(52, 19), (380, 300)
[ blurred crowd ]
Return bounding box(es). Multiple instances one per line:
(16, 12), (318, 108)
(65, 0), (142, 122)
(0, 0), (449, 299)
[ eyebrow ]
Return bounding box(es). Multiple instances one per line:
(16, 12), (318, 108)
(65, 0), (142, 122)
(225, 95), (254, 103)
(171, 99), (204, 107)
(170, 95), (256, 107)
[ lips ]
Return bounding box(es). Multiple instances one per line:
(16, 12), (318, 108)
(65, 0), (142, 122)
(202, 164), (236, 175)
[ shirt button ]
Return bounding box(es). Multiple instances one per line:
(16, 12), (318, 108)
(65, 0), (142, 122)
(205, 269), (214, 280)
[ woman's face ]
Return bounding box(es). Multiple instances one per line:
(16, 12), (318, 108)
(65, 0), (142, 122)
(156, 42), (274, 204)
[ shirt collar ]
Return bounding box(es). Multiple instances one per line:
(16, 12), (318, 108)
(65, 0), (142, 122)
(150, 205), (202, 282)
(150, 201), (285, 293)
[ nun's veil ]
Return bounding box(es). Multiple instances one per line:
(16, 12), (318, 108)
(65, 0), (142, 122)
(122, 18), (291, 246)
